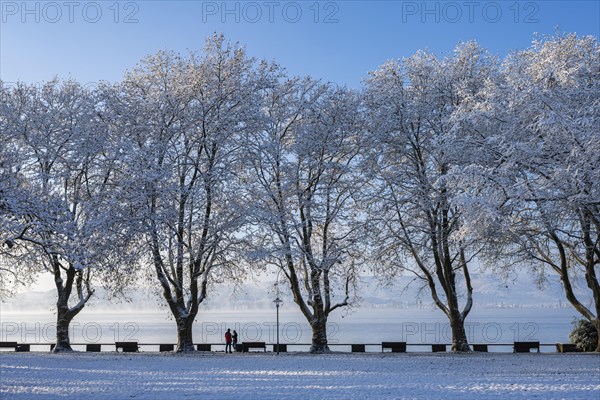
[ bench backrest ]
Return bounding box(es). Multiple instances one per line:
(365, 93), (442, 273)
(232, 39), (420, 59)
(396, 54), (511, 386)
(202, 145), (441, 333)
(382, 342), (406, 347)
(432, 344), (446, 352)
(514, 341), (539, 347)
(243, 342), (266, 347)
(86, 344), (102, 352)
(514, 341), (540, 353)
(382, 342), (407, 352)
(115, 342), (138, 352)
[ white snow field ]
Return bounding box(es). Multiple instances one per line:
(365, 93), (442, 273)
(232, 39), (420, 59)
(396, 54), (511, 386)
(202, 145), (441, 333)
(0, 352), (599, 400)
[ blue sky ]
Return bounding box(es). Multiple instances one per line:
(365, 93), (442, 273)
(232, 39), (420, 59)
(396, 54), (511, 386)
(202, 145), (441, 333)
(1, 1), (599, 88)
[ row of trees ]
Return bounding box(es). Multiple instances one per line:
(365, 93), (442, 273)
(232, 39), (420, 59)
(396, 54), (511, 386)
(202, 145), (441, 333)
(1, 33), (598, 353)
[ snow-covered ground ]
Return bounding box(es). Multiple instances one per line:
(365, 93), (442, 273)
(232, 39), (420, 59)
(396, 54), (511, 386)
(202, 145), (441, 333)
(1, 352), (598, 399)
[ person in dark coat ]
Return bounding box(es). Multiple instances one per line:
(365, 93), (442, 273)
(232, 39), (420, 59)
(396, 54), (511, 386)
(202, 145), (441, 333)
(225, 328), (232, 353)
(232, 330), (238, 351)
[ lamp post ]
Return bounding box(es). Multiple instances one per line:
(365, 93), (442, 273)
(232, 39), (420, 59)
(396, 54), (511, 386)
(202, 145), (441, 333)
(273, 297), (283, 355)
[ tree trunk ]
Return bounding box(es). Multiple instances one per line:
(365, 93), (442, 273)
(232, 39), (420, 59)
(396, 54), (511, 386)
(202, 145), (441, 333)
(449, 313), (470, 352)
(548, 228), (600, 352)
(51, 263), (82, 353)
(581, 211), (600, 353)
(175, 315), (196, 352)
(593, 320), (600, 353)
(53, 300), (74, 353)
(309, 317), (330, 353)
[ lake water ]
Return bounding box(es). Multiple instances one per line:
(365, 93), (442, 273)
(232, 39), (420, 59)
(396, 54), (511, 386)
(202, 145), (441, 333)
(0, 306), (580, 353)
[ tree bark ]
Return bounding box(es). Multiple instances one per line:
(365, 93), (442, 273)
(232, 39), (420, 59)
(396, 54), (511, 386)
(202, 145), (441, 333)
(51, 263), (91, 353)
(449, 312), (470, 352)
(593, 320), (600, 353)
(53, 299), (74, 352)
(176, 315), (196, 352)
(310, 317), (330, 353)
(432, 207), (472, 352)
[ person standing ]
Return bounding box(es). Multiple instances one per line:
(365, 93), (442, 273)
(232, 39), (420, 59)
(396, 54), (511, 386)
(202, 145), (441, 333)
(225, 328), (232, 353)
(232, 330), (238, 352)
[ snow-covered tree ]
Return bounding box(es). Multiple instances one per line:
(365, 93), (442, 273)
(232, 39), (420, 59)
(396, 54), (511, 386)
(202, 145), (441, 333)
(245, 78), (364, 353)
(103, 35), (269, 352)
(0, 84), (38, 296)
(0, 79), (129, 352)
(364, 42), (496, 352)
(451, 33), (600, 351)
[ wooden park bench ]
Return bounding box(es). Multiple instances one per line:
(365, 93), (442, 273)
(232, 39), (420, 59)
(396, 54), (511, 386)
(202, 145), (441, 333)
(432, 344), (446, 352)
(381, 342), (407, 353)
(0, 342), (18, 351)
(241, 342), (266, 352)
(351, 344), (365, 353)
(159, 344), (174, 352)
(16, 344), (30, 352)
(86, 344), (101, 352)
(556, 343), (579, 353)
(272, 344), (287, 353)
(472, 344), (488, 352)
(513, 341), (540, 353)
(115, 342), (139, 352)
(1, 342), (29, 352)
(197, 344), (211, 352)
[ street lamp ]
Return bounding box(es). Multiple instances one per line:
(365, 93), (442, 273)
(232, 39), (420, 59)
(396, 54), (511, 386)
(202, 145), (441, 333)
(273, 297), (283, 355)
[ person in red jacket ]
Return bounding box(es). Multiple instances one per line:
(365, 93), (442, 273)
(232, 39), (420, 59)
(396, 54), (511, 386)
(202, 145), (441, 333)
(225, 328), (232, 353)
